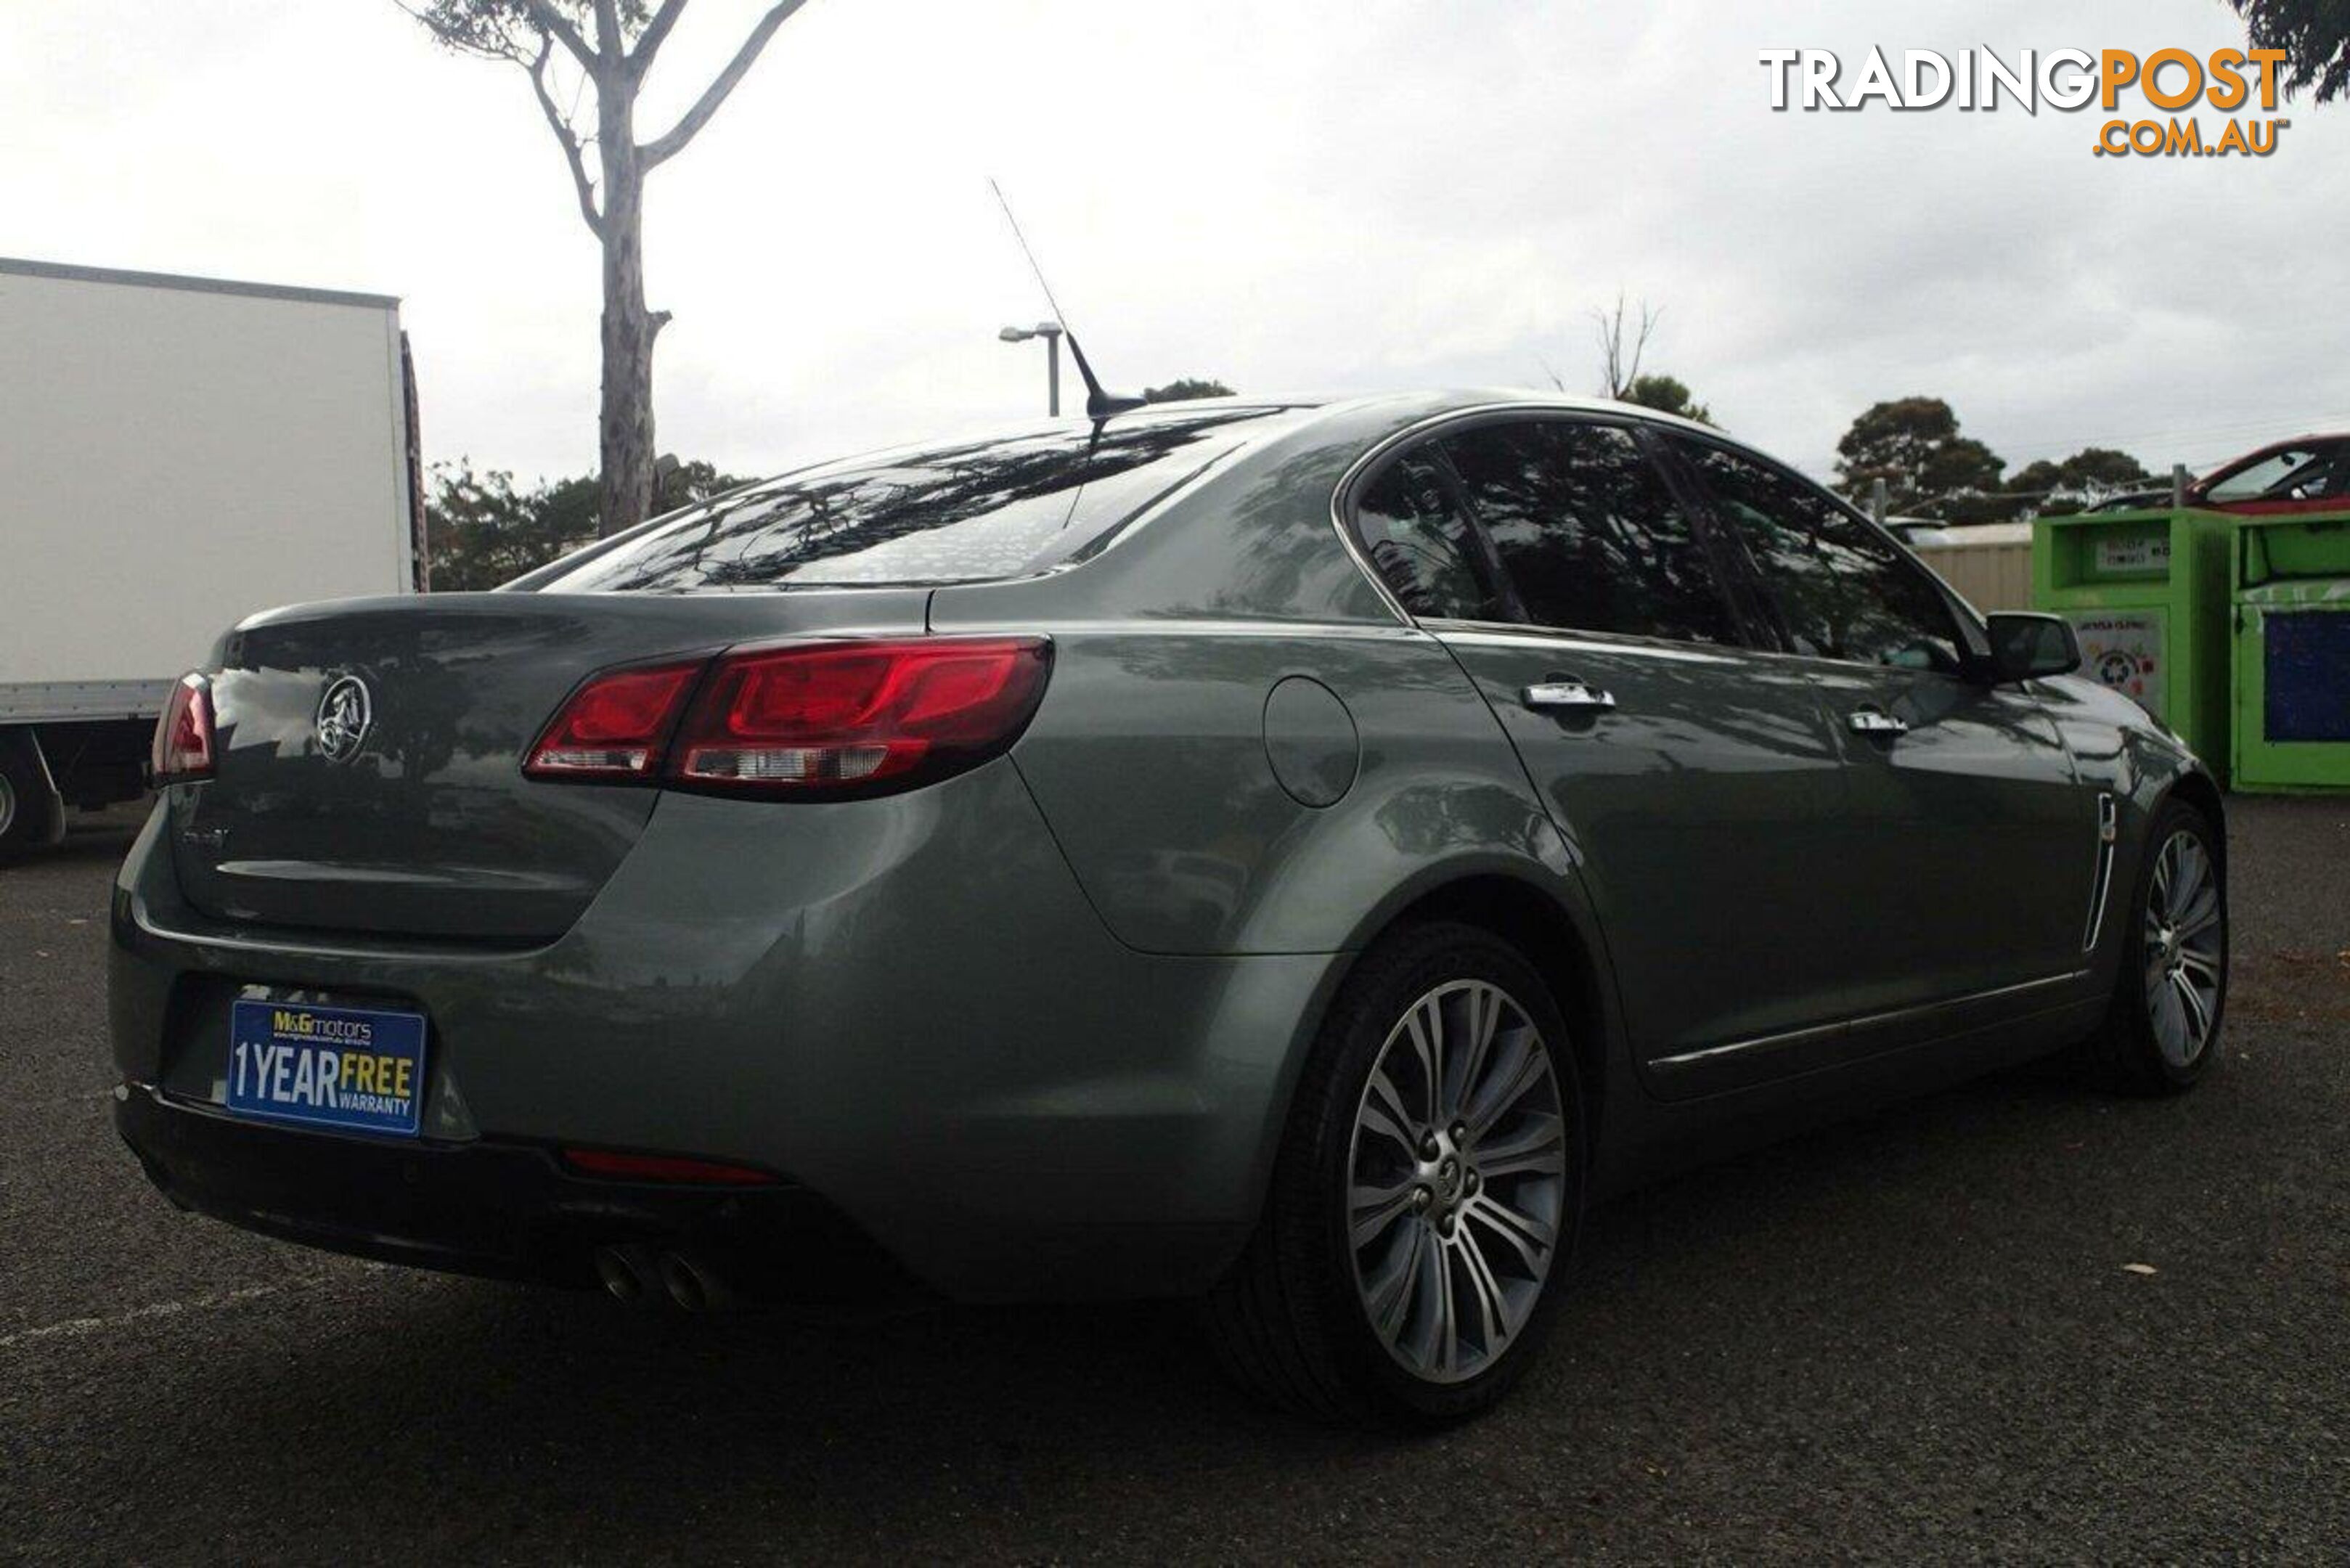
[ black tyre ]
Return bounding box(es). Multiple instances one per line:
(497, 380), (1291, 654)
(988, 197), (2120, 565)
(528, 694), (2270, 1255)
(1206, 920), (1585, 1426)
(2089, 799), (2227, 1095)
(0, 730), (66, 865)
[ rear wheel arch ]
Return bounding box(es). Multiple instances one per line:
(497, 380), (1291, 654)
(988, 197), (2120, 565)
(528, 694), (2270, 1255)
(1325, 873), (1612, 1153)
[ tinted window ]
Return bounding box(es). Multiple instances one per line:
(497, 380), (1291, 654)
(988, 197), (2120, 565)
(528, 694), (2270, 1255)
(1354, 454), (1506, 621)
(1681, 441), (1963, 671)
(530, 409), (1287, 592)
(1438, 420), (1737, 644)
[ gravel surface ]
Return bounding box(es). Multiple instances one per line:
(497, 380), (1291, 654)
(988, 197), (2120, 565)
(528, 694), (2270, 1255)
(3, 797), (2345, 1562)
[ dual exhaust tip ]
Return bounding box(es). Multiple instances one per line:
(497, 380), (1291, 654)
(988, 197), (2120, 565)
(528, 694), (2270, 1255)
(593, 1243), (735, 1313)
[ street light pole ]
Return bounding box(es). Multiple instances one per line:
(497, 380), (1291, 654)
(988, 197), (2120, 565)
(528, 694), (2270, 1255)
(998, 322), (1066, 417)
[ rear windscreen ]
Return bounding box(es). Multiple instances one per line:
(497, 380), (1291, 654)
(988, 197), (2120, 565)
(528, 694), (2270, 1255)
(527, 407), (1294, 593)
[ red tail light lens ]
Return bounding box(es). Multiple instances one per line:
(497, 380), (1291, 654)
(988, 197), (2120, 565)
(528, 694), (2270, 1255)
(670, 637), (1053, 796)
(523, 661), (702, 780)
(150, 673), (216, 783)
(561, 1147), (779, 1185)
(521, 637), (1053, 797)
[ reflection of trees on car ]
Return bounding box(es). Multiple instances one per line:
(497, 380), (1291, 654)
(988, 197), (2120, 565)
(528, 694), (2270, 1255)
(530, 411), (1278, 592)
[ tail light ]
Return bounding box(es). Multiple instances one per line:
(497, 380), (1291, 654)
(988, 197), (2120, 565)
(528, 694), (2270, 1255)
(150, 673), (216, 783)
(523, 661), (702, 781)
(671, 637), (1051, 794)
(561, 1147), (779, 1185)
(523, 637), (1052, 799)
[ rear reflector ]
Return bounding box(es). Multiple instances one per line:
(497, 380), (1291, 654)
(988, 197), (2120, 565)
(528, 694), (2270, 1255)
(521, 637), (1052, 799)
(523, 661), (703, 780)
(669, 637), (1052, 796)
(561, 1148), (780, 1186)
(150, 673), (216, 783)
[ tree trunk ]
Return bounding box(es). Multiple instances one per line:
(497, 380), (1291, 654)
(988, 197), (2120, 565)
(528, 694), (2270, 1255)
(595, 77), (658, 539)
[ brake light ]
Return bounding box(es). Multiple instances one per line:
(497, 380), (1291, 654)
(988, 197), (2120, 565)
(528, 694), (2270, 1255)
(669, 637), (1052, 796)
(150, 673), (216, 783)
(523, 661), (703, 780)
(521, 637), (1053, 797)
(561, 1148), (779, 1185)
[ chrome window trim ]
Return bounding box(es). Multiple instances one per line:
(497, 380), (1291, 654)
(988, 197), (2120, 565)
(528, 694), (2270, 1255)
(1421, 617), (1741, 666)
(1649, 968), (2093, 1071)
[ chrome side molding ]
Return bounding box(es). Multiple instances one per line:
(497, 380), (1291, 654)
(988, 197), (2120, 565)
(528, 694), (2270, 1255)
(1650, 968), (2093, 1074)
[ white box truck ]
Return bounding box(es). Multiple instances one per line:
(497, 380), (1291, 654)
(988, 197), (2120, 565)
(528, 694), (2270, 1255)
(0, 257), (421, 859)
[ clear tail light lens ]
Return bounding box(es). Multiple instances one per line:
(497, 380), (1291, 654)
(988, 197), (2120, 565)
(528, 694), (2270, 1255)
(150, 673), (216, 783)
(671, 637), (1052, 796)
(523, 661), (703, 780)
(521, 637), (1052, 799)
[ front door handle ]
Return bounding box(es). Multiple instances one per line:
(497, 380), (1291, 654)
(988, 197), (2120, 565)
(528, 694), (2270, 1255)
(1523, 679), (1616, 714)
(1847, 707), (1908, 736)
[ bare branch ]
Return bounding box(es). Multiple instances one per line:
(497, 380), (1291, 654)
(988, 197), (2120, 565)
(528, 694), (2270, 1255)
(1590, 293), (1661, 398)
(523, 0), (597, 68)
(1626, 301), (1660, 390)
(639, 0), (807, 168)
(524, 35), (605, 237)
(630, 0), (690, 76)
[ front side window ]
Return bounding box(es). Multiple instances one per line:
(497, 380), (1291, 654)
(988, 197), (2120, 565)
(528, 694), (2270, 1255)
(1353, 453), (1505, 621)
(1436, 420), (1738, 645)
(529, 409), (1288, 592)
(1680, 440), (1963, 672)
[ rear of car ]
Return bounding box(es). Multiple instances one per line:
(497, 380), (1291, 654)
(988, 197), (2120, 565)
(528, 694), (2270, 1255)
(109, 404), (1364, 1304)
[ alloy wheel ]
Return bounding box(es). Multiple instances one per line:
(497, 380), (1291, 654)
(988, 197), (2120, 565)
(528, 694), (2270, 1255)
(1347, 979), (1568, 1384)
(2142, 828), (2223, 1069)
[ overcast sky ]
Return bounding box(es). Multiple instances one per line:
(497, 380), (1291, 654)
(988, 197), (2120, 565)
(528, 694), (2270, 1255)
(9, 0), (2346, 489)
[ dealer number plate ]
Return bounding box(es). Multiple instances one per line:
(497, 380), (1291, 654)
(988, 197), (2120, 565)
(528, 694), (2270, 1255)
(226, 999), (427, 1138)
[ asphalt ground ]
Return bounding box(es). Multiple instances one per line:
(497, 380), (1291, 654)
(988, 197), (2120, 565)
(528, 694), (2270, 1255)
(2, 797), (2345, 1562)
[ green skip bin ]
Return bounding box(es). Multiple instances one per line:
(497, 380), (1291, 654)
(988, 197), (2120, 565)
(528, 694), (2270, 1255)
(2232, 513), (2350, 793)
(2032, 508), (2236, 782)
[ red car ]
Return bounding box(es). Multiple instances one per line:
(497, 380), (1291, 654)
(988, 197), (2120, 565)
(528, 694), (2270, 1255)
(2190, 434), (2350, 515)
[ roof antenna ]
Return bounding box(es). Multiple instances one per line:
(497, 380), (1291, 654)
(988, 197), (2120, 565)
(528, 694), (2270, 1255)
(990, 179), (1147, 421)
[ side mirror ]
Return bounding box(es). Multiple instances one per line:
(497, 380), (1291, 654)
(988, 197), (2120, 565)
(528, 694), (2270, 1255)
(1981, 612), (2081, 683)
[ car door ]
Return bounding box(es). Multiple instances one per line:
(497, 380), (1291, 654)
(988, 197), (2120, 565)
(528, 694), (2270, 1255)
(1667, 435), (2096, 1034)
(1350, 413), (1857, 1087)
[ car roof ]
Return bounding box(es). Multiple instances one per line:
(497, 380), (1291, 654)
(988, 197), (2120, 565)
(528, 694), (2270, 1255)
(1148, 388), (1728, 439)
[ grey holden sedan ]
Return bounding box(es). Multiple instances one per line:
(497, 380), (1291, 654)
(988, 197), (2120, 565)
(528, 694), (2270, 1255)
(111, 393), (2226, 1424)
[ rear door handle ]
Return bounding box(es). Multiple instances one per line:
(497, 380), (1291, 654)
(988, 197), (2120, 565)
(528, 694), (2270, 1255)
(1847, 708), (1908, 736)
(1523, 679), (1616, 714)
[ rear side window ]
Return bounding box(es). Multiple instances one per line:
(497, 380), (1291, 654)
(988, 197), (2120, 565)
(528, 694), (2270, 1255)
(1437, 420), (1738, 645)
(529, 409), (1288, 592)
(1679, 440), (1964, 672)
(1353, 453), (1507, 621)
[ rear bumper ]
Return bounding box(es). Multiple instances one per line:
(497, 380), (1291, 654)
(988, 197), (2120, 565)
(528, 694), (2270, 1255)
(115, 1083), (907, 1298)
(109, 764), (1346, 1302)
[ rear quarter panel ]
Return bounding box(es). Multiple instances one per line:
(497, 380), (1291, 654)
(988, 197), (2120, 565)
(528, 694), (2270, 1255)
(945, 618), (1574, 955)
